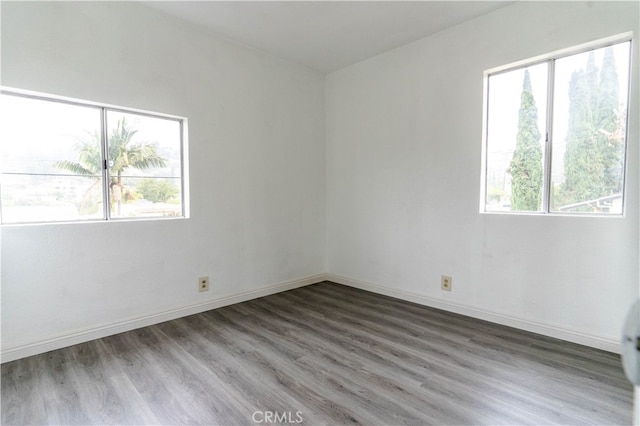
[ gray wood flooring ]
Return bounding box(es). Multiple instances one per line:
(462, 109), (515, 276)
(1, 282), (633, 425)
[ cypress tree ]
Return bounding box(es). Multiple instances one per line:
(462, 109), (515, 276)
(597, 47), (624, 194)
(585, 52), (599, 115)
(597, 48), (619, 130)
(560, 48), (622, 210)
(509, 69), (543, 211)
(561, 68), (603, 206)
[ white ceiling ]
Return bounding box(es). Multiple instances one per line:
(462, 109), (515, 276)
(144, 1), (512, 74)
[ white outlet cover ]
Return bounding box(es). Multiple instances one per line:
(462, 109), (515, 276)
(441, 276), (452, 291)
(198, 276), (209, 292)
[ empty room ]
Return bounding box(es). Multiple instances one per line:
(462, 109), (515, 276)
(1, 1), (639, 424)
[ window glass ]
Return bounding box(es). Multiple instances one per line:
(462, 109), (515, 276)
(550, 43), (631, 214)
(0, 95), (103, 223)
(485, 63), (548, 212)
(0, 91), (186, 224)
(483, 38), (631, 215)
(106, 111), (183, 219)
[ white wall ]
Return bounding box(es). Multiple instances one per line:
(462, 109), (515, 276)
(0, 2), (326, 361)
(326, 1), (639, 352)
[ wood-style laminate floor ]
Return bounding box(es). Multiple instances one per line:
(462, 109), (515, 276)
(1, 282), (633, 425)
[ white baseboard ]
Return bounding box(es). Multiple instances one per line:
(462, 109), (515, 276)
(326, 273), (621, 354)
(0, 274), (327, 364)
(2, 273), (620, 362)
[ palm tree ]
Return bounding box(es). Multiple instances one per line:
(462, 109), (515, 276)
(55, 117), (167, 215)
(54, 138), (103, 214)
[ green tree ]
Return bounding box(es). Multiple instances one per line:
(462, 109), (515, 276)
(560, 67), (604, 207)
(509, 69), (543, 211)
(597, 48), (619, 130)
(560, 48), (623, 211)
(136, 179), (179, 203)
(55, 117), (167, 215)
(597, 47), (624, 194)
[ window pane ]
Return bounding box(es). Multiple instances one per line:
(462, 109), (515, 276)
(550, 42), (631, 214)
(1, 174), (103, 223)
(105, 111), (182, 219)
(0, 94), (103, 223)
(485, 63), (548, 212)
(111, 177), (182, 218)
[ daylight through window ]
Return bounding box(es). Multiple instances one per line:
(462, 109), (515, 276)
(483, 38), (631, 215)
(0, 90), (187, 224)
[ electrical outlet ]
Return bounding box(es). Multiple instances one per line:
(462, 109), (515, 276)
(441, 275), (452, 292)
(198, 276), (210, 292)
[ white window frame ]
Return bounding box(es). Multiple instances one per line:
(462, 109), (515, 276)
(480, 33), (633, 216)
(0, 87), (190, 225)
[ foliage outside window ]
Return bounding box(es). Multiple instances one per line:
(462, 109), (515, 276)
(0, 90), (186, 224)
(483, 38), (631, 215)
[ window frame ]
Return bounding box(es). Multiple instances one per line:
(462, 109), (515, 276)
(480, 33), (633, 217)
(0, 87), (189, 225)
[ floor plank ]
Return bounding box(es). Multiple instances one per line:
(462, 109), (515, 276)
(1, 282), (633, 425)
